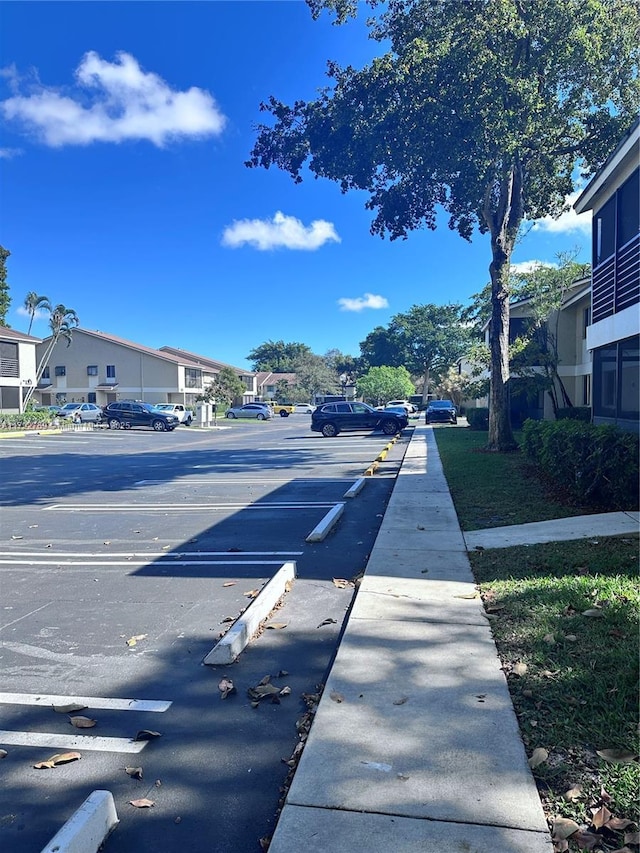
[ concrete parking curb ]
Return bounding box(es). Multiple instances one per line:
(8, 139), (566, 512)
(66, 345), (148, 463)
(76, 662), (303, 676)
(40, 790), (118, 853)
(203, 561), (296, 665)
(306, 503), (345, 542)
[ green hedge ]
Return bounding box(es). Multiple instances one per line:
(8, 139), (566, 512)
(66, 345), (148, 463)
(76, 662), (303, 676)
(521, 419), (639, 509)
(556, 407), (591, 422)
(0, 411), (57, 430)
(466, 407), (489, 430)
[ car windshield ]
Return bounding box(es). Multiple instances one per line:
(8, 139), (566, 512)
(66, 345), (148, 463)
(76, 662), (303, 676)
(154, 405), (170, 410)
(61, 404), (81, 411)
(140, 403), (157, 412)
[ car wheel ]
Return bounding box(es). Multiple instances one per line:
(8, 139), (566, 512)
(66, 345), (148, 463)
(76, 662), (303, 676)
(381, 419), (399, 435)
(108, 418), (121, 430)
(226, 412), (235, 419)
(279, 410), (288, 417)
(257, 413), (265, 421)
(321, 422), (339, 437)
(185, 417), (192, 426)
(452, 417), (457, 424)
(152, 419), (167, 432)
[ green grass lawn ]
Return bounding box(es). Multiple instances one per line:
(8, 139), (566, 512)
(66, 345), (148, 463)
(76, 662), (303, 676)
(434, 426), (639, 849)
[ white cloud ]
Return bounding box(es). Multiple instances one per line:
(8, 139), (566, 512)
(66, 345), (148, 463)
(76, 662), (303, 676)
(511, 260), (556, 275)
(222, 211), (341, 251)
(0, 147), (21, 158)
(0, 51), (226, 147)
(530, 192), (591, 235)
(338, 292), (389, 312)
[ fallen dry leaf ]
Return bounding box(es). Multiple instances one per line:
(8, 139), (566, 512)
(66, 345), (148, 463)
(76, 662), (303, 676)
(528, 747), (549, 769)
(129, 798), (154, 808)
(218, 678), (236, 699)
(53, 703), (87, 714)
(244, 589), (260, 599)
(591, 804), (612, 829)
(605, 818), (634, 831)
(332, 578), (350, 588)
(329, 691), (344, 703)
(126, 634), (148, 647)
(69, 715), (97, 729)
(624, 831), (640, 845)
(317, 618), (337, 628)
(513, 662), (528, 677)
(564, 785), (583, 802)
(265, 622), (288, 630)
(222, 581), (236, 587)
(571, 829), (601, 850)
(279, 686), (291, 697)
(543, 633), (555, 645)
(0, 749), (7, 759)
(134, 730), (162, 741)
(125, 766), (143, 780)
(393, 696), (409, 705)
(248, 682), (281, 702)
(34, 751), (81, 769)
(582, 608), (604, 618)
(596, 748), (637, 764)
(552, 816), (581, 840)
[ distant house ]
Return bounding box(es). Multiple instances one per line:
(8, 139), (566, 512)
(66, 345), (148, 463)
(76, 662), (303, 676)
(35, 328), (209, 408)
(0, 325), (41, 413)
(255, 371), (298, 401)
(159, 346), (256, 403)
(574, 119), (639, 433)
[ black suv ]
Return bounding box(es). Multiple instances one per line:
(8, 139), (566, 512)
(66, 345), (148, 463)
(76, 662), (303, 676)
(311, 401), (408, 437)
(425, 400), (457, 424)
(103, 401), (179, 431)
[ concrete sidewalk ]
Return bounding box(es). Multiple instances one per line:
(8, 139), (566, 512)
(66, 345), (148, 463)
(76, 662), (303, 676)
(268, 425), (554, 852)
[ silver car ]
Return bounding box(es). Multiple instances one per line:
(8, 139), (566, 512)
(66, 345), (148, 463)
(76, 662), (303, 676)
(58, 403), (103, 422)
(225, 403), (273, 421)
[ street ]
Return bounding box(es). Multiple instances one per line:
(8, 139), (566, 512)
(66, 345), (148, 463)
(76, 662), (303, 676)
(0, 417), (410, 852)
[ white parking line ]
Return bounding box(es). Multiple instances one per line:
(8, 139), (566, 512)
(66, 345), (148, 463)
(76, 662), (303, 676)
(0, 692), (171, 712)
(0, 730), (147, 753)
(1, 550), (303, 558)
(0, 559), (299, 567)
(44, 502), (337, 512)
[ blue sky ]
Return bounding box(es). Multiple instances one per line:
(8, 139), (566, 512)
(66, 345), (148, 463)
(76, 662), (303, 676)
(1, 1), (592, 371)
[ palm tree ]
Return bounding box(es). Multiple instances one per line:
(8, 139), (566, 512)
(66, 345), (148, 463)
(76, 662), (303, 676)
(23, 303), (79, 407)
(23, 292), (52, 335)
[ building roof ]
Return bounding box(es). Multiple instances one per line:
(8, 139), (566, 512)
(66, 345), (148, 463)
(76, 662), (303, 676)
(255, 372), (298, 387)
(39, 328), (206, 369)
(574, 118), (640, 214)
(0, 325), (42, 343)
(158, 346), (252, 376)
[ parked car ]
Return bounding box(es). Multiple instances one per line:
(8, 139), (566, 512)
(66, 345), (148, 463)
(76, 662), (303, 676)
(154, 403), (194, 425)
(225, 403), (272, 421)
(103, 401), (179, 431)
(58, 403), (103, 423)
(384, 405), (413, 418)
(425, 400), (458, 424)
(311, 401), (408, 437)
(386, 399), (416, 413)
(262, 401), (295, 417)
(293, 403), (315, 414)
(34, 405), (63, 414)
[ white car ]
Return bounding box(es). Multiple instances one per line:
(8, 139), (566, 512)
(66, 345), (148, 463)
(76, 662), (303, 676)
(58, 403), (103, 422)
(154, 403), (194, 425)
(386, 399), (416, 414)
(293, 403), (315, 414)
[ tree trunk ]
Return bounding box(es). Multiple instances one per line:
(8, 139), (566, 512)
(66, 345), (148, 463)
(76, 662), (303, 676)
(422, 366), (430, 405)
(484, 161), (523, 452)
(487, 249), (516, 450)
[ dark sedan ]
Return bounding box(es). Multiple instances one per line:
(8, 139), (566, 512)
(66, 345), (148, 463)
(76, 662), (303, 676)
(425, 400), (458, 424)
(311, 401), (408, 437)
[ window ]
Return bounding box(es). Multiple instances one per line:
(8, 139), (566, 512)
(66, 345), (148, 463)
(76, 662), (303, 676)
(582, 307), (590, 339)
(593, 197), (615, 267)
(87, 365), (98, 376)
(593, 336), (640, 421)
(54, 365), (66, 377)
(617, 169), (639, 249)
(582, 374), (591, 406)
(620, 340), (640, 419)
(42, 366), (50, 379)
(88, 392), (96, 403)
(106, 365), (116, 379)
(185, 367), (200, 388)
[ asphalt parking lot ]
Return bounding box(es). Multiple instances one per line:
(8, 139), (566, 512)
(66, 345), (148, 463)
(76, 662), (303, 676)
(0, 417), (412, 852)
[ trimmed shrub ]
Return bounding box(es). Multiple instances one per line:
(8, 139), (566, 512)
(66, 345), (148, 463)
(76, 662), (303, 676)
(466, 407), (489, 430)
(556, 407), (591, 422)
(521, 419), (639, 509)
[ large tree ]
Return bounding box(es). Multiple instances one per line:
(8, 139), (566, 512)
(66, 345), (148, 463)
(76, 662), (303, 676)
(247, 340), (312, 372)
(357, 365), (414, 406)
(200, 366), (247, 407)
(24, 292), (52, 335)
(360, 303), (469, 401)
(0, 246), (11, 327)
(23, 304), (79, 407)
(248, 0), (639, 450)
